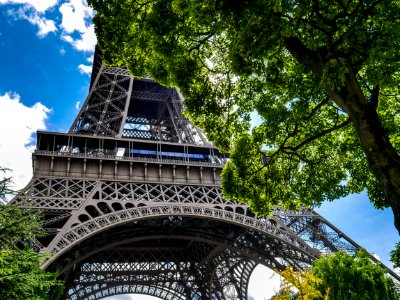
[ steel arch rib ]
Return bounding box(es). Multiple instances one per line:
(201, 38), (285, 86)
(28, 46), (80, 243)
(43, 204), (318, 268)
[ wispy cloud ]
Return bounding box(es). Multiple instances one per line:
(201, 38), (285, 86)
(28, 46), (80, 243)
(68, 24), (96, 52)
(7, 6), (57, 37)
(59, 0), (92, 33)
(59, 0), (96, 52)
(0, 92), (50, 190)
(86, 54), (94, 63)
(23, 11), (57, 37)
(61, 33), (73, 43)
(2, 0), (96, 51)
(0, 0), (57, 13)
(78, 64), (91, 76)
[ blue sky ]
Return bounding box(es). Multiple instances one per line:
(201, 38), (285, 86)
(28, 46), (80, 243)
(0, 1), (398, 299)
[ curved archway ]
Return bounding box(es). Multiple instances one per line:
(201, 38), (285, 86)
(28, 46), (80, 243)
(46, 204), (318, 267)
(47, 212), (315, 300)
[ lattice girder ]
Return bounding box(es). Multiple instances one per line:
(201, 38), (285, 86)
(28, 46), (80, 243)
(56, 227), (264, 300)
(14, 176), (369, 270)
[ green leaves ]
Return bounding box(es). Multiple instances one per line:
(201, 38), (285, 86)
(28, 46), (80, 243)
(89, 0), (400, 228)
(272, 250), (399, 299)
(0, 204), (44, 249)
(311, 251), (399, 300)
(390, 242), (400, 269)
(0, 198), (63, 299)
(0, 247), (62, 300)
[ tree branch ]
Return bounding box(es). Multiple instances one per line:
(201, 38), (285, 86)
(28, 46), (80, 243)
(304, 96), (331, 121)
(369, 85), (380, 112)
(332, 0), (384, 48)
(188, 32), (214, 53)
(283, 36), (324, 77)
(284, 118), (351, 152)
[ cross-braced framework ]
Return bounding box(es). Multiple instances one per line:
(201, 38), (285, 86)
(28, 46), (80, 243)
(11, 50), (399, 300)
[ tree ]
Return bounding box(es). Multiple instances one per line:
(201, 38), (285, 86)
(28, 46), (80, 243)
(271, 266), (329, 300)
(272, 251), (398, 300)
(88, 0), (400, 232)
(311, 251), (398, 299)
(0, 167), (13, 204)
(390, 242), (400, 269)
(0, 169), (62, 300)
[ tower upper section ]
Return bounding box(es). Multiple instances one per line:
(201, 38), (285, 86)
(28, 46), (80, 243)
(32, 48), (227, 183)
(69, 48), (209, 146)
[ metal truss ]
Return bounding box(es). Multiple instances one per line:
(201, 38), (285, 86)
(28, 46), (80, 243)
(70, 50), (208, 145)
(272, 207), (359, 254)
(50, 218), (287, 300)
(11, 54), (399, 300)
(64, 246), (256, 300)
(71, 68), (132, 137)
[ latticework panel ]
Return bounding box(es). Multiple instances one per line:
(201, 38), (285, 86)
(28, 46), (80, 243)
(94, 181), (227, 205)
(63, 238), (258, 300)
(272, 207), (359, 254)
(12, 178), (99, 209)
(71, 69), (132, 137)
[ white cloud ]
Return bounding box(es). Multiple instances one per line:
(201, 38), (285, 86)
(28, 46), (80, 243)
(8, 6), (57, 37)
(0, 0), (57, 13)
(78, 64), (91, 76)
(59, 0), (93, 33)
(59, 0), (97, 52)
(2, 0), (96, 51)
(61, 34), (73, 43)
(75, 101), (81, 110)
(25, 11), (57, 37)
(70, 23), (96, 52)
(87, 54), (94, 63)
(0, 92), (50, 190)
(372, 253), (381, 261)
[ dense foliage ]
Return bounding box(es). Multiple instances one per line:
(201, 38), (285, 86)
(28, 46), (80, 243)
(0, 245), (61, 300)
(311, 251), (398, 300)
(0, 169), (62, 300)
(88, 0), (400, 233)
(273, 251), (398, 299)
(391, 242), (400, 269)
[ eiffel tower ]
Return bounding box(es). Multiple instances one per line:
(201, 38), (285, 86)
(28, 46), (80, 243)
(11, 49), (399, 300)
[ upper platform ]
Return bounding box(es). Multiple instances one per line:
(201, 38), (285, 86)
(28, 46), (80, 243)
(69, 48), (209, 146)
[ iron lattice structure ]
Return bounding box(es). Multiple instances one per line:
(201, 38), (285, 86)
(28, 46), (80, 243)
(11, 50), (399, 300)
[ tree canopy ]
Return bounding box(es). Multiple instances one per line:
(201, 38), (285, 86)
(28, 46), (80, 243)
(0, 169), (62, 300)
(88, 0), (400, 232)
(272, 251), (398, 300)
(311, 251), (398, 300)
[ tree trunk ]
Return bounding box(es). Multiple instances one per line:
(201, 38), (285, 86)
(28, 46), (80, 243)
(331, 71), (400, 235)
(284, 37), (400, 234)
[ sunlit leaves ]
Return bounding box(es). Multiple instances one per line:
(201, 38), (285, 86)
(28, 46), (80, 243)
(311, 251), (399, 300)
(272, 251), (399, 300)
(89, 0), (400, 218)
(0, 200), (62, 299)
(272, 266), (329, 300)
(0, 247), (62, 300)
